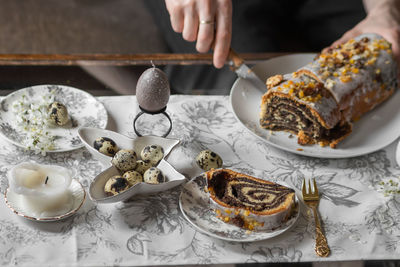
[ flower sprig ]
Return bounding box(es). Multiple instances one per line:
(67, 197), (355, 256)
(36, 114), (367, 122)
(377, 177), (400, 197)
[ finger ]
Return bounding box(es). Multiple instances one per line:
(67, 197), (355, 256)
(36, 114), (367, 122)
(331, 28), (361, 48)
(386, 30), (400, 65)
(391, 40), (400, 63)
(165, 0), (184, 33)
(213, 0), (232, 68)
(182, 5), (198, 42)
(196, 0), (216, 53)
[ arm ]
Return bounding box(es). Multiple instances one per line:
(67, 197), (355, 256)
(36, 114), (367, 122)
(165, 0), (232, 68)
(331, 0), (400, 64)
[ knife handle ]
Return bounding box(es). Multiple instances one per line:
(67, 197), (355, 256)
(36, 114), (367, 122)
(228, 48), (244, 70)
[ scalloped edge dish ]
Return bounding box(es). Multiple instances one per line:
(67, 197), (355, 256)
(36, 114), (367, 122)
(0, 85), (108, 152)
(4, 178), (86, 222)
(179, 174), (299, 242)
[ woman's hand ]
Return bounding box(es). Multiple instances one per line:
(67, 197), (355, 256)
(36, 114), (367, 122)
(165, 0), (232, 68)
(331, 0), (400, 65)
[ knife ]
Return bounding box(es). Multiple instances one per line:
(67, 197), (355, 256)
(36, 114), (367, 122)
(228, 48), (268, 92)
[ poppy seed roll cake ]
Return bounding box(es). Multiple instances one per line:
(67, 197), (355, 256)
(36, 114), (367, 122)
(260, 33), (397, 148)
(206, 169), (296, 231)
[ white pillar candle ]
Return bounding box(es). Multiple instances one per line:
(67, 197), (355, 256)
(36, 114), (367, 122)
(9, 162), (74, 217)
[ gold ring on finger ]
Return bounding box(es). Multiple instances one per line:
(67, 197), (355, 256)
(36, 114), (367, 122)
(200, 20), (215, 25)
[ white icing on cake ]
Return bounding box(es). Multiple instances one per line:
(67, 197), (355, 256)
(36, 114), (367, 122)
(301, 33), (397, 121)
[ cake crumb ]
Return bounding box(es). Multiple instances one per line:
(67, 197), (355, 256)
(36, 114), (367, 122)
(266, 74), (284, 89)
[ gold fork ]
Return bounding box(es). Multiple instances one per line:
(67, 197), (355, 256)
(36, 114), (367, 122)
(302, 178), (330, 257)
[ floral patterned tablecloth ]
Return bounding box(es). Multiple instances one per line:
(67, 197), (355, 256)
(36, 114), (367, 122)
(1, 95), (400, 266)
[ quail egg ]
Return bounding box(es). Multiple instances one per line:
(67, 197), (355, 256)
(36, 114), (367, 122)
(111, 149), (137, 172)
(196, 149), (223, 171)
(141, 145), (164, 166)
(48, 102), (69, 126)
(134, 160), (152, 175)
(143, 167), (165, 184)
(122, 170), (143, 186)
(104, 175), (130, 196)
(136, 67), (170, 112)
(93, 137), (118, 156)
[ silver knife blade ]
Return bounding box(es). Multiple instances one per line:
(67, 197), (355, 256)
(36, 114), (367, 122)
(228, 49), (268, 92)
(233, 62), (268, 92)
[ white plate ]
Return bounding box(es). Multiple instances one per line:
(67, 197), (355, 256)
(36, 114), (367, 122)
(4, 179), (86, 222)
(179, 174), (299, 242)
(230, 54), (400, 158)
(0, 85), (108, 152)
(78, 127), (186, 203)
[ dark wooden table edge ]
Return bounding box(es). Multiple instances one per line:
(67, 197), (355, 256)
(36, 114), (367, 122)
(0, 52), (297, 66)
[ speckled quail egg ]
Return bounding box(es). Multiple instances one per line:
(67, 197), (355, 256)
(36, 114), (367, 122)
(134, 160), (153, 175)
(122, 170), (143, 186)
(136, 67), (170, 112)
(104, 175), (130, 196)
(143, 167), (165, 184)
(48, 102), (69, 126)
(196, 149), (223, 171)
(111, 149), (137, 172)
(141, 145), (164, 166)
(93, 137), (118, 156)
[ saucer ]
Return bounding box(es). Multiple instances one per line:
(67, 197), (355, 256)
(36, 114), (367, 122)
(4, 179), (86, 222)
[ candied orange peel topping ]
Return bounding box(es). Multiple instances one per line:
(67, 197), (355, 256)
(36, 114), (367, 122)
(316, 36), (392, 84)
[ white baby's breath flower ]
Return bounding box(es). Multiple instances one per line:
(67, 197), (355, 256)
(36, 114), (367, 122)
(375, 177), (400, 197)
(11, 90), (57, 154)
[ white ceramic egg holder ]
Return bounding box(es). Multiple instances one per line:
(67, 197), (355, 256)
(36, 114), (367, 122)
(78, 127), (186, 203)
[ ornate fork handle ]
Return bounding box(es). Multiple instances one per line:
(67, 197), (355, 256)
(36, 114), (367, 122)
(311, 205), (330, 257)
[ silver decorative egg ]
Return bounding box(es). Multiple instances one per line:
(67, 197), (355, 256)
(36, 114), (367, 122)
(136, 67), (170, 112)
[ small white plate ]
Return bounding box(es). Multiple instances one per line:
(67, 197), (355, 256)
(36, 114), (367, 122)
(4, 179), (86, 222)
(78, 127), (180, 167)
(230, 54), (400, 158)
(179, 174), (299, 242)
(0, 85), (108, 152)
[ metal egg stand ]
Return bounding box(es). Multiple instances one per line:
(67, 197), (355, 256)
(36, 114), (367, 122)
(133, 105), (172, 138)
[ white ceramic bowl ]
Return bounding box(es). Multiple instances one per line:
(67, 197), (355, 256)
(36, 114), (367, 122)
(78, 127), (180, 166)
(78, 127), (186, 203)
(90, 160), (186, 203)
